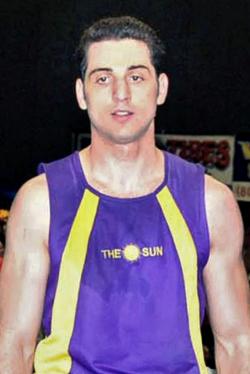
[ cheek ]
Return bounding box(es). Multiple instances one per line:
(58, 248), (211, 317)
(86, 98), (110, 124)
(134, 85), (158, 105)
(136, 94), (158, 114)
(85, 86), (112, 105)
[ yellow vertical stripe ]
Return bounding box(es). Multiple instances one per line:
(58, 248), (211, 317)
(34, 189), (99, 373)
(157, 186), (207, 374)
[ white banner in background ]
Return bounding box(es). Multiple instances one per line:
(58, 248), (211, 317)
(232, 137), (250, 201)
(156, 134), (235, 185)
(232, 182), (250, 202)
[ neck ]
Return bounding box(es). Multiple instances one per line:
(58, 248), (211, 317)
(79, 132), (165, 197)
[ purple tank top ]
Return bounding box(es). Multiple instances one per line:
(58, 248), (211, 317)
(34, 151), (210, 374)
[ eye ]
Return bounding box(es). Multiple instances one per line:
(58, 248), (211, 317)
(96, 75), (111, 84)
(129, 74), (144, 83)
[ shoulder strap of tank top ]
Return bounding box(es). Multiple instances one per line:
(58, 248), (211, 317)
(37, 152), (84, 233)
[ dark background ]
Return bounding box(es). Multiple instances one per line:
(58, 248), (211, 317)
(1, 0), (250, 189)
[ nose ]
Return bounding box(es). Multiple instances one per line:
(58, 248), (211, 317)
(112, 79), (131, 102)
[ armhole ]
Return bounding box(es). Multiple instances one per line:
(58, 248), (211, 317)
(166, 153), (210, 268)
(37, 162), (53, 256)
(199, 170), (211, 267)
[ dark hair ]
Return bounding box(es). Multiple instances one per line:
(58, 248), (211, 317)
(76, 16), (166, 78)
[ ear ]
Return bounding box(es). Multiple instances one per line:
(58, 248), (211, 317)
(75, 78), (87, 110)
(156, 73), (168, 106)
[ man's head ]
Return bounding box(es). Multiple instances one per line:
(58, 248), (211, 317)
(76, 16), (166, 79)
(75, 16), (168, 145)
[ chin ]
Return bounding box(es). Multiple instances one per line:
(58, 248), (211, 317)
(91, 118), (154, 145)
(107, 126), (153, 145)
(109, 131), (150, 145)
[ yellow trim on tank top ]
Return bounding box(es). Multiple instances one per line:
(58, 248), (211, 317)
(34, 189), (99, 373)
(157, 185), (207, 374)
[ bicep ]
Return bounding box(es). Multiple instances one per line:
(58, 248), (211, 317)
(0, 176), (50, 350)
(204, 247), (250, 339)
(204, 176), (250, 342)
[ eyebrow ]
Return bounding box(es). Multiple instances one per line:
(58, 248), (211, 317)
(128, 65), (150, 72)
(88, 65), (150, 78)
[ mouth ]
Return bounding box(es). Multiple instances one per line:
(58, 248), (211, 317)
(111, 110), (134, 123)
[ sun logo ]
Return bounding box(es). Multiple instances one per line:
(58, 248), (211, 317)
(123, 244), (141, 262)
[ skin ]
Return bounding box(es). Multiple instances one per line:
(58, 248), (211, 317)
(75, 39), (168, 197)
(204, 176), (250, 373)
(0, 38), (249, 373)
(0, 176), (50, 373)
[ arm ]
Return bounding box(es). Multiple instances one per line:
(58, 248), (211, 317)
(204, 175), (250, 374)
(0, 175), (50, 374)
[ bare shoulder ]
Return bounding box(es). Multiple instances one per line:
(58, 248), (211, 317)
(205, 173), (239, 211)
(204, 174), (243, 254)
(11, 173), (49, 214)
(7, 173), (50, 250)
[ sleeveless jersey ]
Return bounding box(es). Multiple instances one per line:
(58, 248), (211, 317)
(34, 151), (210, 374)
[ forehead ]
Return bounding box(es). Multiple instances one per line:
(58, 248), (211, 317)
(86, 39), (153, 71)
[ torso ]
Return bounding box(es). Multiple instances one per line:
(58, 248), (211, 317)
(34, 151), (210, 374)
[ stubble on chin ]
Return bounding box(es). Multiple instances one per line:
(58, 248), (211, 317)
(90, 117), (155, 145)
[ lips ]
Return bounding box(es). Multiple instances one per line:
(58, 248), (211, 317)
(111, 110), (133, 116)
(111, 109), (134, 123)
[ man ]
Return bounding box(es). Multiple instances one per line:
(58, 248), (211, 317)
(0, 16), (250, 374)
